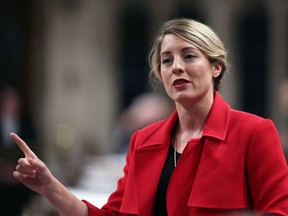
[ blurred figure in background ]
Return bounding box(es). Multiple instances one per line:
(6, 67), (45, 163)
(0, 87), (36, 215)
(113, 92), (173, 153)
(278, 79), (288, 161)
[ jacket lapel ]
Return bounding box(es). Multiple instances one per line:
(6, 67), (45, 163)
(188, 93), (250, 208)
(188, 92), (230, 207)
(133, 111), (178, 215)
(202, 91), (230, 141)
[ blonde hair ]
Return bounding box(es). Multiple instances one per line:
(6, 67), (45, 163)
(148, 18), (228, 91)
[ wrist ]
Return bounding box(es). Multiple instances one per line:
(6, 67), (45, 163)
(41, 175), (61, 198)
(41, 176), (88, 216)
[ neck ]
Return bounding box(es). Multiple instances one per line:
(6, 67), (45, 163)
(175, 93), (213, 136)
(173, 92), (214, 153)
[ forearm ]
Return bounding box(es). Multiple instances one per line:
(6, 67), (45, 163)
(43, 176), (88, 216)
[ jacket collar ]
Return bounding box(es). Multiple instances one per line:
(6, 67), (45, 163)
(137, 91), (230, 149)
(134, 110), (178, 150)
(202, 91), (230, 141)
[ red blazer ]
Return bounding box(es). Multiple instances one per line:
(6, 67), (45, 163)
(84, 92), (288, 215)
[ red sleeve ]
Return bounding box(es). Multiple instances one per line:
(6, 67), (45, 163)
(82, 200), (105, 216)
(247, 119), (288, 215)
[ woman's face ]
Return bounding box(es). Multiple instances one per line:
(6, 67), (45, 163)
(159, 34), (221, 105)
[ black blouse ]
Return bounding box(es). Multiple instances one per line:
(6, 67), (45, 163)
(154, 144), (181, 216)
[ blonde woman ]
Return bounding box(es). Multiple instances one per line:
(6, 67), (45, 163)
(11, 18), (288, 215)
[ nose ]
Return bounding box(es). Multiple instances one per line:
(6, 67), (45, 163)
(172, 57), (184, 74)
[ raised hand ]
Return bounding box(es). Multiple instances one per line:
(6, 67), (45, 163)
(10, 132), (54, 196)
(10, 132), (89, 215)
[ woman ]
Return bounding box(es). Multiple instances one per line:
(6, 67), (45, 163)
(11, 18), (288, 215)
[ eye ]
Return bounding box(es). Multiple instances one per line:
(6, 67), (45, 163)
(162, 58), (173, 64)
(184, 54), (196, 60)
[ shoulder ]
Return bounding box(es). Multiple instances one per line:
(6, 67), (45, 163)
(230, 108), (270, 124)
(214, 92), (273, 128)
(229, 108), (277, 135)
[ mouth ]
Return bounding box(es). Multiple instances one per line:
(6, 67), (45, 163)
(172, 78), (190, 87)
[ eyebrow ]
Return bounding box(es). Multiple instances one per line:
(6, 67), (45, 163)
(160, 47), (198, 57)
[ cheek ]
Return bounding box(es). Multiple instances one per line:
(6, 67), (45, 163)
(160, 72), (171, 90)
(161, 75), (168, 87)
(160, 69), (166, 81)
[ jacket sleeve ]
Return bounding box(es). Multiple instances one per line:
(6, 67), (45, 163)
(246, 118), (288, 215)
(82, 132), (138, 216)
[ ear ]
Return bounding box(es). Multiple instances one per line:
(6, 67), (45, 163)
(212, 63), (222, 78)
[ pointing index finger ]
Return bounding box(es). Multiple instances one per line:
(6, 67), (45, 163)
(10, 132), (36, 158)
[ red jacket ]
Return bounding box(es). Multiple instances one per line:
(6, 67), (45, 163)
(84, 92), (288, 215)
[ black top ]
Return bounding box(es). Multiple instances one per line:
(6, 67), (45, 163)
(154, 144), (181, 216)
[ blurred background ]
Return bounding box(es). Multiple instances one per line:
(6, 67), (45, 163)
(0, 0), (288, 215)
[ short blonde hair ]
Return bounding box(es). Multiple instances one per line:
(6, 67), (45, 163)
(148, 18), (228, 91)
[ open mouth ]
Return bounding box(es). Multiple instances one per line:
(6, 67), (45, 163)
(173, 79), (190, 86)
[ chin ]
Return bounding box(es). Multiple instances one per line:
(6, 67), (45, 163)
(173, 94), (193, 103)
